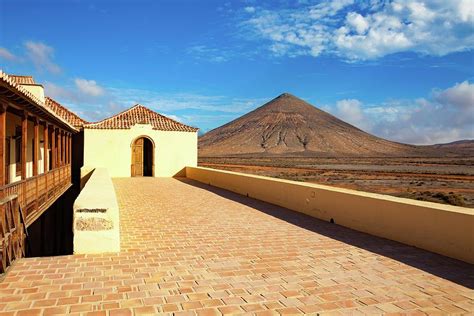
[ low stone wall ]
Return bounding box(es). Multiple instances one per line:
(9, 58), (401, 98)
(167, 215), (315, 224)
(73, 168), (120, 254)
(186, 166), (474, 264)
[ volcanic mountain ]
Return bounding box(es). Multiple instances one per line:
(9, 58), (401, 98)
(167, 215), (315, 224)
(199, 93), (430, 157)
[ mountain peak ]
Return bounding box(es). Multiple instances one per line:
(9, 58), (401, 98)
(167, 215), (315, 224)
(260, 92), (314, 113)
(275, 92), (303, 102)
(199, 93), (430, 157)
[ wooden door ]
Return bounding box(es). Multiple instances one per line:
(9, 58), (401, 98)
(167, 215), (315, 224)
(131, 138), (144, 177)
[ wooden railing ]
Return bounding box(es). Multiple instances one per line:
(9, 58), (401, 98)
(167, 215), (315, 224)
(1, 165), (71, 226)
(0, 194), (26, 273)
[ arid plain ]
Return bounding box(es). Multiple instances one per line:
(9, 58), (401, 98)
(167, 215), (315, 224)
(199, 156), (474, 208)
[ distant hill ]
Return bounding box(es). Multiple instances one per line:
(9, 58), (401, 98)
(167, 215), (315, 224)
(199, 93), (440, 157)
(428, 140), (474, 156)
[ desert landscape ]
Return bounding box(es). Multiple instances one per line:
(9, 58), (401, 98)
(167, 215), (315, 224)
(199, 156), (474, 208)
(199, 93), (474, 208)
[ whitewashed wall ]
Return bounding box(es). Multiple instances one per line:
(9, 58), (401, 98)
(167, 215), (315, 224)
(83, 124), (197, 177)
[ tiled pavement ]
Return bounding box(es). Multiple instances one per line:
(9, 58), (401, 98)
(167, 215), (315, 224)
(1, 178), (473, 315)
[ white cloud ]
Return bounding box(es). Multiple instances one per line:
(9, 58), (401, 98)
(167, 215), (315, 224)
(458, 0), (474, 23)
(24, 41), (61, 73)
(44, 82), (74, 100)
(0, 47), (18, 61)
(334, 99), (370, 130)
(163, 113), (183, 123)
(44, 78), (107, 111)
(74, 78), (105, 96)
(244, 6), (255, 13)
(308, 0), (354, 19)
(328, 81), (474, 144)
(242, 0), (474, 60)
(187, 45), (230, 63)
(434, 81), (474, 111)
(346, 12), (369, 35)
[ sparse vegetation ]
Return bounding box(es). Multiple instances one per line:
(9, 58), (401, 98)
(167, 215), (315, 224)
(199, 156), (474, 208)
(404, 191), (466, 207)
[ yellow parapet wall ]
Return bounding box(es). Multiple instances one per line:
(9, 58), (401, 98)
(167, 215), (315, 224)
(186, 166), (474, 264)
(73, 168), (121, 254)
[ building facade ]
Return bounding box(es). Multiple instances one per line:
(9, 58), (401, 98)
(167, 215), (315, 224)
(83, 105), (198, 177)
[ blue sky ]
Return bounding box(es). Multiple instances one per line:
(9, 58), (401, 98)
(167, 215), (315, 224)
(0, 0), (473, 144)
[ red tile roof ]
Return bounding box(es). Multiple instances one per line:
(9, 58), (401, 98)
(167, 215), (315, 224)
(0, 71), (78, 132)
(8, 75), (36, 85)
(85, 104), (198, 132)
(45, 97), (89, 128)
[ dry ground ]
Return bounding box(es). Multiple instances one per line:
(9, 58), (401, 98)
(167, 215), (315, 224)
(199, 157), (474, 208)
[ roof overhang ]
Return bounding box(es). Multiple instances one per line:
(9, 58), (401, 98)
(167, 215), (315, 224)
(0, 71), (78, 133)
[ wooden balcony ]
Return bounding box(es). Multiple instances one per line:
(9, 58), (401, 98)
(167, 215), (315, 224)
(1, 165), (72, 227)
(0, 73), (78, 273)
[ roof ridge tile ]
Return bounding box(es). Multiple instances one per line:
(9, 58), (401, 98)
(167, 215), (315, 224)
(85, 104), (198, 132)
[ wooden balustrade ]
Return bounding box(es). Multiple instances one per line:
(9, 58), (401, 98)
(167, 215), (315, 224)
(1, 164), (71, 226)
(0, 194), (26, 273)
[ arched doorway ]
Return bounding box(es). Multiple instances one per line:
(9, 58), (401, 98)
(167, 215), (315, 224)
(131, 136), (154, 177)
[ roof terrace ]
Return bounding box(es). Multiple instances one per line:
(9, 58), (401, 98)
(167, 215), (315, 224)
(1, 177), (472, 315)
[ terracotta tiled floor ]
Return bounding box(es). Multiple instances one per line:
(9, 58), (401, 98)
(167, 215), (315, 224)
(1, 178), (473, 315)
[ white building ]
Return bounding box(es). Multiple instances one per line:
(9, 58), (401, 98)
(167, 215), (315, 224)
(83, 104), (198, 177)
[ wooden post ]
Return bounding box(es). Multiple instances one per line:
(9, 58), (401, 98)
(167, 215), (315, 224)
(33, 118), (39, 177)
(62, 131), (65, 167)
(51, 128), (56, 169)
(56, 129), (60, 167)
(58, 130), (62, 167)
(0, 104), (7, 198)
(59, 131), (62, 167)
(68, 134), (72, 181)
(43, 124), (48, 173)
(64, 133), (67, 165)
(33, 118), (39, 212)
(51, 127), (56, 191)
(58, 130), (62, 184)
(21, 111), (27, 180)
(43, 123), (48, 201)
(57, 130), (60, 167)
(66, 133), (70, 164)
(67, 133), (72, 183)
(69, 134), (72, 164)
(21, 111), (27, 208)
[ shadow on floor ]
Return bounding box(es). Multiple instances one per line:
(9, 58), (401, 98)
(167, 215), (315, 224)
(176, 177), (474, 289)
